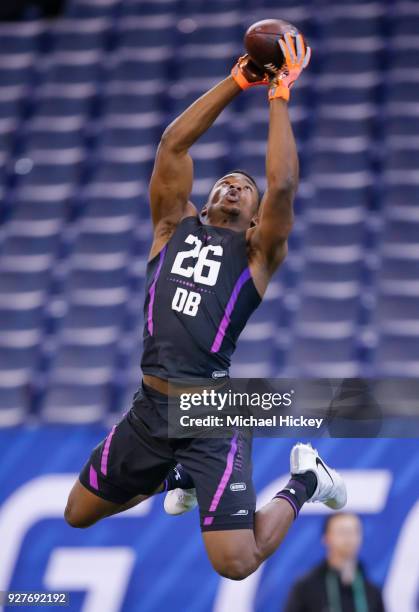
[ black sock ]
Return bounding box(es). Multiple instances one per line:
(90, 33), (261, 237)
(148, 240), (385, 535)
(163, 464), (194, 492)
(273, 472), (317, 519)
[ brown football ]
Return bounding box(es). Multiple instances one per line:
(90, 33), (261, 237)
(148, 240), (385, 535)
(244, 19), (304, 74)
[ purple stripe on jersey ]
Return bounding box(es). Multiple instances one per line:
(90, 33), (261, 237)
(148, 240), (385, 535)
(147, 246), (167, 336)
(203, 517), (214, 526)
(89, 465), (99, 490)
(210, 267), (251, 353)
(100, 425), (116, 476)
(208, 431), (239, 513)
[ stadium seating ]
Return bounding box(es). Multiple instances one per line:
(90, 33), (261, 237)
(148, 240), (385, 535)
(0, 0), (418, 423)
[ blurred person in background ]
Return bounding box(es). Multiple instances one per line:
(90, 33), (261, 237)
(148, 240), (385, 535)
(284, 512), (385, 612)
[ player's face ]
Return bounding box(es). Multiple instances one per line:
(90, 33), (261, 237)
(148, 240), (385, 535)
(323, 514), (362, 561)
(203, 173), (259, 227)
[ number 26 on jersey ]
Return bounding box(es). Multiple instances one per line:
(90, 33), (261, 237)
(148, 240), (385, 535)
(170, 234), (223, 317)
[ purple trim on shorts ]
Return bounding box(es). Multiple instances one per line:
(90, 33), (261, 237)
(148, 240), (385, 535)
(147, 246), (167, 335)
(211, 268), (251, 353)
(100, 425), (116, 476)
(208, 431), (239, 513)
(203, 517), (214, 526)
(275, 493), (298, 519)
(89, 465), (99, 490)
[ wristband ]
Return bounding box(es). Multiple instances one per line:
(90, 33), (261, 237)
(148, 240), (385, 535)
(268, 80), (290, 102)
(231, 63), (252, 90)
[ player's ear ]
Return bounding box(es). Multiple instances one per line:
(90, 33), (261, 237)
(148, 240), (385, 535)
(250, 213), (259, 227)
(201, 205), (208, 217)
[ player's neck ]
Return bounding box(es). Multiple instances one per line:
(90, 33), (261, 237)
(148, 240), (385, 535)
(203, 213), (246, 232)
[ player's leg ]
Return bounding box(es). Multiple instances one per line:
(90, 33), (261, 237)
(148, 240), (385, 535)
(163, 460), (295, 576)
(174, 431), (258, 577)
(64, 480), (156, 528)
(163, 463), (198, 515)
(202, 497), (295, 579)
(66, 462), (195, 528)
(200, 432), (301, 579)
(65, 388), (177, 528)
(177, 438), (346, 580)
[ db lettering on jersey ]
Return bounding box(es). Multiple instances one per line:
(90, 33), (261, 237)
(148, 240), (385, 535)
(172, 288), (201, 317)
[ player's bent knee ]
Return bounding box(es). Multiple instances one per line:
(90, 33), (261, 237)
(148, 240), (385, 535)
(64, 502), (94, 529)
(64, 492), (103, 529)
(204, 530), (260, 580)
(64, 479), (116, 528)
(212, 555), (256, 581)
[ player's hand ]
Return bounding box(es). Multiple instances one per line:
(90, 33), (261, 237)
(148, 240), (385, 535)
(268, 33), (311, 102)
(231, 54), (270, 90)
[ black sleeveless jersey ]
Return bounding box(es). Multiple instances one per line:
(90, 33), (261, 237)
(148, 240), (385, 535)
(141, 216), (261, 379)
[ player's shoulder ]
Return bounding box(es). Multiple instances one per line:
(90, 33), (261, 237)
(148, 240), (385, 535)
(153, 202), (199, 235)
(148, 205), (199, 261)
(181, 211), (201, 226)
(182, 201), (199, 221)
(170, 211), (201, 238)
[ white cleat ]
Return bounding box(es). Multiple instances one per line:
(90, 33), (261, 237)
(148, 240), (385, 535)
(290, 443), (347, 510)
(164, 488), (198, 516)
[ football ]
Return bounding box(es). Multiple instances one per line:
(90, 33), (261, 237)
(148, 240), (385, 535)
(244, 18), (304, 74)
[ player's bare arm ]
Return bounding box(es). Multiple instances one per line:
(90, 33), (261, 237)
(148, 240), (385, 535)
(248, 33), (311, 296)
(248, 97), (298, 295)
(149, 77), (243, 260)
(148, 52), (270, 259)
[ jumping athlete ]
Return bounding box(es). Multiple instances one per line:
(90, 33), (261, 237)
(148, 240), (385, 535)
(65, 34), (347, 580)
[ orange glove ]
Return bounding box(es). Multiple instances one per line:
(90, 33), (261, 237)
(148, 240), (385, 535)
(231, 54), (270, 90)
(268, 33), (311, 102)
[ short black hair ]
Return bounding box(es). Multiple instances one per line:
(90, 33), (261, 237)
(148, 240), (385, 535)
(223, 169), (261, 206)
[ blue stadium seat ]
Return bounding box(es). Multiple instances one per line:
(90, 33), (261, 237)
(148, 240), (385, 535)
(379, 255), (419, 284)
(376, 293), (419, 327)
(0, 305), (42, 335)
(13, 157), (82, 192)
(295, 294), (360, 332)
(109, 47), (169, 83)
(119, 0), (177, 19)
(67, 0), (120, 19)
(319, 2), (384, 37)
(305, 218), (365, 250)
(105, 79), (165, 115)
(25, 115), (85, 151)
(42, 382), (109, 422)
(0, 346), (39, 388)
(100, 113), (161, 149)
(0, 384), (27, 426)
(92, 154), (153, 184)
(374, 333), (419, 376)
(288, 335), (360, 377)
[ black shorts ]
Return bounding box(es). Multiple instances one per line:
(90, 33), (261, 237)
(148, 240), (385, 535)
(79, 382), (256, 531)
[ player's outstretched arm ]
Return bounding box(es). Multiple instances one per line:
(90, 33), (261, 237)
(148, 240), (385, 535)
(253, 97), (298, 268)
(249, 34), (311, 290)
(149, 57), (268, 259)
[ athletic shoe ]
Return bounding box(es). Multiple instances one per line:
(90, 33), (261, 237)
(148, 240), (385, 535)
(164, 488), (198, 515)
(290, 442), (347, 510)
